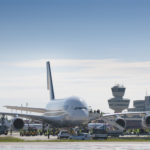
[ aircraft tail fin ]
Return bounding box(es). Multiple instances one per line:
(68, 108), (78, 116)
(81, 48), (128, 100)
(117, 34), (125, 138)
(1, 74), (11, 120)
(47, 61), (55, 100)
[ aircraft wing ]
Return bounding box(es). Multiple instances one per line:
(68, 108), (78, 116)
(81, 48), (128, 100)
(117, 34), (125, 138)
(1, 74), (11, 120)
(0, 112), (50, 123)
(102, 111), (149, 119)
(4, 106), (47, 113)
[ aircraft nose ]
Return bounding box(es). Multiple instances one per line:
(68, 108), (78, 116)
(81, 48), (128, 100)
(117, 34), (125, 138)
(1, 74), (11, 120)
(79, 110), (89, 122)
(70, 109), (89, 123)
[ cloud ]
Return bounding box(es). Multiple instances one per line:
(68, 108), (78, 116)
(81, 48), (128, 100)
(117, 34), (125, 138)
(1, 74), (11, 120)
(1, 59), (150, 113)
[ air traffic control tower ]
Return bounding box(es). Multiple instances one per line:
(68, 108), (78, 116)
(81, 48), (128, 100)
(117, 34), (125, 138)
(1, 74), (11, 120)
(108, 85), (130, 113)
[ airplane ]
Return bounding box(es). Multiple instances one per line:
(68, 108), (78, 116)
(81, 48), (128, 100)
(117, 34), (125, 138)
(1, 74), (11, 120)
(1, 61), (150, 132)
(0, 61), (90, 130)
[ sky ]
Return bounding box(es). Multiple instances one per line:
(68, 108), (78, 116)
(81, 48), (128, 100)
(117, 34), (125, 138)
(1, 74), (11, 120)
(0, 0), (150, 113)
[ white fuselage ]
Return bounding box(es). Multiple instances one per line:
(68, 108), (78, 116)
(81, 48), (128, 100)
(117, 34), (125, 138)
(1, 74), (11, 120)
(43, 96), (89, 127)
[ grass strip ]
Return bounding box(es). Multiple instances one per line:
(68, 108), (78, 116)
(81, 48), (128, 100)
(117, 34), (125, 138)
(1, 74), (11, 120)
(0, 136), (24, 142)
(1, 137), (150, 142)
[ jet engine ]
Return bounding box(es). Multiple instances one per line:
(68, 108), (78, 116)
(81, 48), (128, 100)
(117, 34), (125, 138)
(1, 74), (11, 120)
(142, 115), (150, 128)
(12, 118), (24, 130)
(115, 117), (126, 128)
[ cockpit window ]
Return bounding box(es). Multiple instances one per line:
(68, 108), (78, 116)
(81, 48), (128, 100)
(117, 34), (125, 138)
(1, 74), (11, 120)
(74, 107), (87, 110)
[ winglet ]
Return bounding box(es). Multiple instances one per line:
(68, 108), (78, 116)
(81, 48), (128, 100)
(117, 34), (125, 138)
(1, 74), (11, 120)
(47, 61), (55, 100)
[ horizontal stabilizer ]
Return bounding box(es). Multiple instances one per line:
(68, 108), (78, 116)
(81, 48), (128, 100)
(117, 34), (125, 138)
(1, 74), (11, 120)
(4, 106), (47, 113)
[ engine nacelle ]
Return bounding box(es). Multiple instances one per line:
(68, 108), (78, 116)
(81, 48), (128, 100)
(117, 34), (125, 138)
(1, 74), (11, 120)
(142, 115), (150, 128)
(12, 118), (24, 130)
(115, 117), (126, 128)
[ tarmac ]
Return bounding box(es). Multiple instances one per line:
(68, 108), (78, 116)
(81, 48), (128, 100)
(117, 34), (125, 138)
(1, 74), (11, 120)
(1, 142), (150, 150)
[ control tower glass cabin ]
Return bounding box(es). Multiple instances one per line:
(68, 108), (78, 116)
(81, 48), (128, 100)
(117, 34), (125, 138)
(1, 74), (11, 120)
(108, 85), (130, 113)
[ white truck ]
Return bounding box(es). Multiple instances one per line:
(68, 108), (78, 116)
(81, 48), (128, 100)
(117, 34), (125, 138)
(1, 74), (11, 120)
(90, 128), (108, 139)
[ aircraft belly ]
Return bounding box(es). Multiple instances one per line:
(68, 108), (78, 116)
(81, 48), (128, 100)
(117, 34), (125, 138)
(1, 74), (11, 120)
(44, 112), (84, 127)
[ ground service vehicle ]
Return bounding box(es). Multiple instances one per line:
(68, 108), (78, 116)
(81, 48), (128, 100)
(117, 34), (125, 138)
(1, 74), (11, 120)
(57, 130), (70, 139)
(91, 128), (108, 139)
(20, 127), (38, 136)
(107, 130), (123, 137)
(69, 133), (91, 140)
(0, 125), (8, 135)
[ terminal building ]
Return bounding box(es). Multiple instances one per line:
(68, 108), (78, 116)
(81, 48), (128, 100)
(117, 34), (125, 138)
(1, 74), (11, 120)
(128, 96), (150, 112)
(108, 84), (130, 113)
